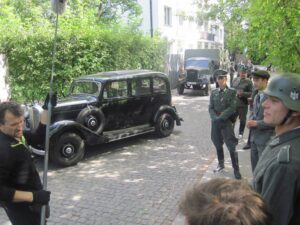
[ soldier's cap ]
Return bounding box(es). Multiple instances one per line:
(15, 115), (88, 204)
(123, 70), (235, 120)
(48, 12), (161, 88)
(214, 69), (228, 78)
(240, 66), (247, 73)
(252, 70), (270, 79)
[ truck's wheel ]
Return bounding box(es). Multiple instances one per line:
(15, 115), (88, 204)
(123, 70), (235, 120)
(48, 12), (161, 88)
(177, 84), (184, 95)
(50, 133), (85, 167)
(185, 84), (191, 89)
(155, 113), (175, 137)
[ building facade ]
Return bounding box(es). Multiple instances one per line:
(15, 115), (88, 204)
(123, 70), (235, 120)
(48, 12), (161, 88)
(0, 54), (9, 102)
(137, 0), (225, 55)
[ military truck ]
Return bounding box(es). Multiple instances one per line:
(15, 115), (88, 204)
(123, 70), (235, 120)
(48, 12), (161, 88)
(177, 49), (228, 95)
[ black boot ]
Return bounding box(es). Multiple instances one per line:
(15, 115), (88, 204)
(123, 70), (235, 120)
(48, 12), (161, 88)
(213, 160), (225, 173)
(230, 152), (242, 179)
(234, 169), (242, 179)
(243, 130), (251, 150)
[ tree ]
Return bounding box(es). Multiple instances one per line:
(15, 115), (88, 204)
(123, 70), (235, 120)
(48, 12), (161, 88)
(196, 0), (300, 73)
(0, 0), (142, 27)
(0, 0), (167, 102)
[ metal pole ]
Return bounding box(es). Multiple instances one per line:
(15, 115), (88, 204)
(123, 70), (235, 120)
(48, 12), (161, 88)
(40, 9), (59, 225)
(150, 0), (153, 38)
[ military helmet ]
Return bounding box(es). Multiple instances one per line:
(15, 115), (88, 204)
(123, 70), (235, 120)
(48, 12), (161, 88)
(264, 73), (300, 111)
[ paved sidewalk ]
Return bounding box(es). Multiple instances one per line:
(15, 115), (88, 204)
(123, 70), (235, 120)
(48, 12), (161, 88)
(172, 136), (253, 225)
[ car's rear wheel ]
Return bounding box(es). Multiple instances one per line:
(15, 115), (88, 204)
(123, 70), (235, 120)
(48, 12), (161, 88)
(50, 133), (85, 167)
(155, 113), (175, 137)
(177, 84), (184, 95)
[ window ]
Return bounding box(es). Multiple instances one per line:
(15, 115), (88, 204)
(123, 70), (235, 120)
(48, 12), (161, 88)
(207, 33), (215, 41)
(132, 78), (151, 96)
(103, 80), (128, 99)
(197, 41), (203, 49)
(186, 59), (210, 68)
(164, 6), (172, 26)
(71, 81), (100, 96)
(153, 77), (167, 94)
(200, 32), (206, 39)
(179, 15), (184, 26)
(204, 21), (208, 31)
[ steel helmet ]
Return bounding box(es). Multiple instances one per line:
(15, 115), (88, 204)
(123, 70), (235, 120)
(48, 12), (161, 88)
(264, 73), (300, 111)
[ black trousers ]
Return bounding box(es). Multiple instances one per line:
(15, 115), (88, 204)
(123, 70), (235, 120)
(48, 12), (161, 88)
(211, 120), (238, 163)
(3, 202), (41, 225)
(236, 106), (248, 135)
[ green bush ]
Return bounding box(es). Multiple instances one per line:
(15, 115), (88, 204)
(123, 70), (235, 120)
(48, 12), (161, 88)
(1, 25), (167, 102)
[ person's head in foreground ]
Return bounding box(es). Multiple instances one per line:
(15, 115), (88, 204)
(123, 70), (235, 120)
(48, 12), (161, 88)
(179, 178), (273, 225)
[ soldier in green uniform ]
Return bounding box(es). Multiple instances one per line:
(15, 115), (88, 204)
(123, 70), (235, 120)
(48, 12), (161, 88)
(253, 73), (300, 225)
(209, 70), (241, 179)
(231, 66), (253, 139)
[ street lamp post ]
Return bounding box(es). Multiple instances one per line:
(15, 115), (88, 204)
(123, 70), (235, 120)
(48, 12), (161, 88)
(150, 0), (153, 38)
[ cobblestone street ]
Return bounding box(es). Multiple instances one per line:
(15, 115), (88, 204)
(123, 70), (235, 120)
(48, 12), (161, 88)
(0, 90), (215, 225)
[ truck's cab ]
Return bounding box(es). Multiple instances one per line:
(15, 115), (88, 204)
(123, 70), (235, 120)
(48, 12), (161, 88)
(177, 57), (214, 95)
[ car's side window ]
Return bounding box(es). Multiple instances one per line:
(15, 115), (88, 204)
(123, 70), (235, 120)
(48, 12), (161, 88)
(71, 81), (100, 95)
(132, 78), (151, 96)
(103, 80), (128, 99)
(153, 77), (167, 93)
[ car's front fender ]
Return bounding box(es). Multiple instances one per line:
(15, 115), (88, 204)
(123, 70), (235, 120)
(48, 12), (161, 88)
(50, 120), (106, 145)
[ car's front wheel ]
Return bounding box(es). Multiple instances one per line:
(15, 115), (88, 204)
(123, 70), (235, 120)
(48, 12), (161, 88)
(50, 132), (85, 167)
(155, 113), (175, 137)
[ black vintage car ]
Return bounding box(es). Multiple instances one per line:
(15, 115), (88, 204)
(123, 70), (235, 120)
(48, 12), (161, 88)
(26, 70), (182, 167)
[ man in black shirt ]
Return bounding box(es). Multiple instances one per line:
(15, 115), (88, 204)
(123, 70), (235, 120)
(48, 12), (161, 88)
(0, 101), (51, 225)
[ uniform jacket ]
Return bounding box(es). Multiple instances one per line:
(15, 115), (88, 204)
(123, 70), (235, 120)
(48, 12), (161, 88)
(250, 92), (275, 145)
(253, 127), (300, 225)
(209, 87), (237, 121)
(231, 77), (253, 107)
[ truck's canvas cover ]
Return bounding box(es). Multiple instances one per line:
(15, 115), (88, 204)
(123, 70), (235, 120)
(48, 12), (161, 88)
(184, 49), (220, 62)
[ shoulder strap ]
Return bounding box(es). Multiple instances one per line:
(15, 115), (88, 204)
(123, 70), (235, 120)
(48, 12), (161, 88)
(277, 145), (290, 163)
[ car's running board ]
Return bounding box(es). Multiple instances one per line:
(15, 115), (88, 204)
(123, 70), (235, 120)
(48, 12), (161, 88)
(103, 125), (155, 142)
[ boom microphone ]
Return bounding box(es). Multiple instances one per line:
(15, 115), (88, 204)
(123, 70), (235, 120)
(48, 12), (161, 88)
(51, 0), (67, 15)
(40, 1), (67, 225)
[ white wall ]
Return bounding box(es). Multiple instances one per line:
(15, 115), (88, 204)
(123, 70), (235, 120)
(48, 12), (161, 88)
(0, 54), (10, 102)
(137, 0), (224, 55)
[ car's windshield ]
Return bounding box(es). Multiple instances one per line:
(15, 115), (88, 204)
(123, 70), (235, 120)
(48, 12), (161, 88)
(70, 81), (101, 96)
(186, 59), (210, 68)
